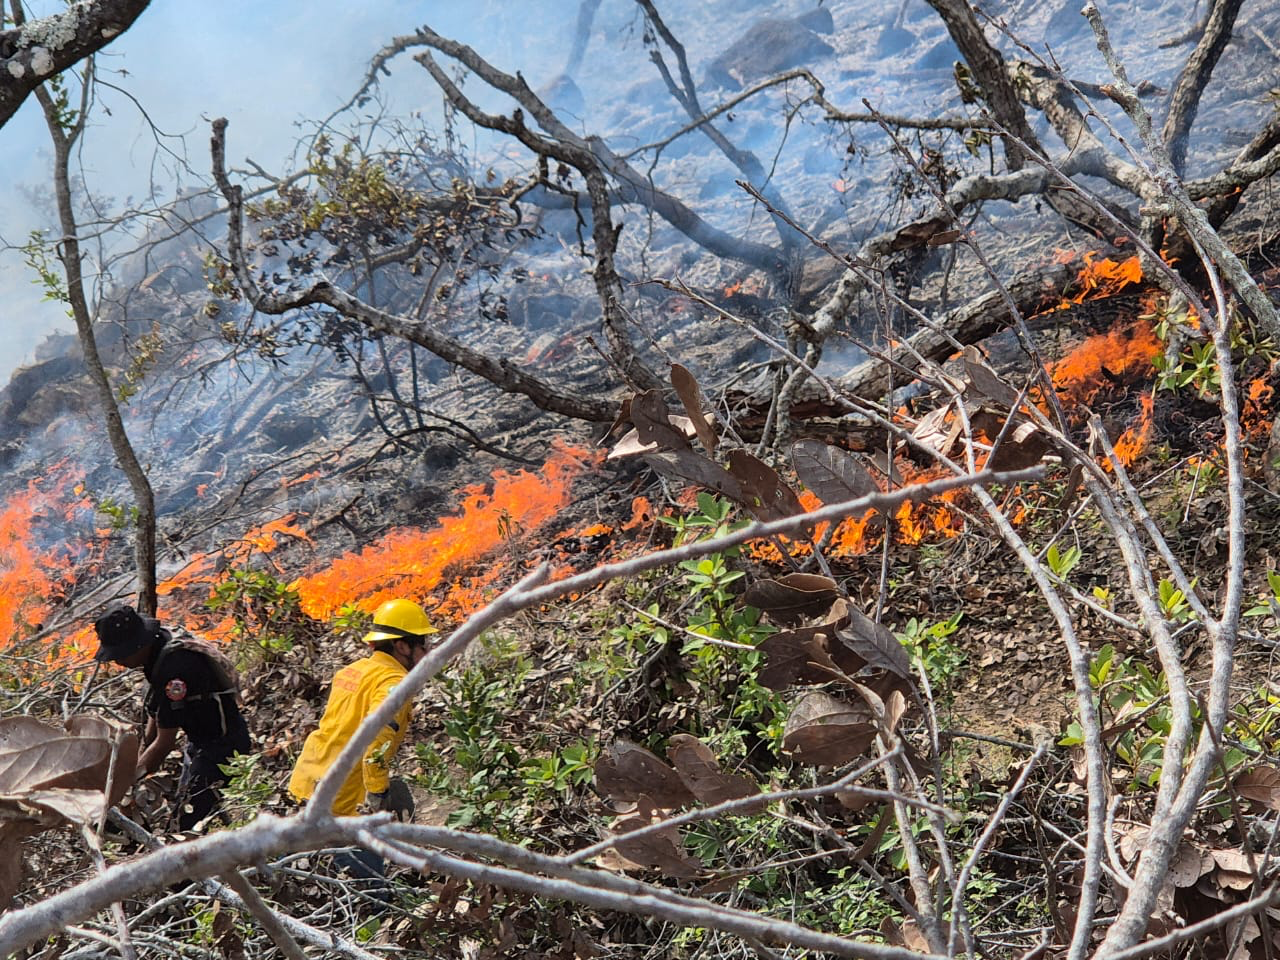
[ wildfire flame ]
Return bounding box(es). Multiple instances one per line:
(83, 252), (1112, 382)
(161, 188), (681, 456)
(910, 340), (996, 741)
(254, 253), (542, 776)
(291, 442), (601, 623)
(0, 472), (103, 666)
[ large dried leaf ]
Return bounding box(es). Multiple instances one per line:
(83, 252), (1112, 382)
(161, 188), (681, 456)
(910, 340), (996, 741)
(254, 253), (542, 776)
(611, 796), (703, 878)
(757, 629), (841, 690)
(782, 691), (877, 766)
(631, 390), (692, 452)
(642, 450), (745, 503)
(743, 574), (839, 626)
(608, 417), (697, 459)
(726, 449), (805, 522)
(1235, 766), (1280, 811)
(0, 732), (108, 794)
(791, 440), (877, 506)
(671, 364), (718, 455)
(48, 718), (138, 805)
(666, 735), (758, 805)
(883, 689), (908, 738)
(963, 346), (1021, 408)
(0, 717), (65, 754)
(850, 804), (893, 858)
(20, 788), (110, 825)
(594, 740), (695, 810)
(836, 606), (913, 681)
(1212, 847), (1257, 889)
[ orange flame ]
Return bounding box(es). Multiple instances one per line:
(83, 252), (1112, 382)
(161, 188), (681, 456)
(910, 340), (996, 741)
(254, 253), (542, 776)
(1061, 253), (1143, 305)
(1048, 318), (1162, 406)
(0, 472), (103, 661)
(1111, 392), (1155, 467)
(291, 442), (600, 623)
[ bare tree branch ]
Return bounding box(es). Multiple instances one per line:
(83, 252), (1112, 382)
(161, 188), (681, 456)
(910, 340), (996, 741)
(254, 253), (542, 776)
(1161, 0), (1246, 175)
(0, 0), (150, 129)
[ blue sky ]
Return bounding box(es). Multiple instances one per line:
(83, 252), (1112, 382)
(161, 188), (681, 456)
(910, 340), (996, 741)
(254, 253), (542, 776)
(0, 0), (580, 382)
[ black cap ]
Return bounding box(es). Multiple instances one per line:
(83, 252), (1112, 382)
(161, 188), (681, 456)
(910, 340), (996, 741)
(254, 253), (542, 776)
(93, 605), (161, 664)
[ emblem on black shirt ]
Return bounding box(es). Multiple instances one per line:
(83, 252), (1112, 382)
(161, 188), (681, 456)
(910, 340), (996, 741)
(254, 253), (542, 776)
(165, 679), (188, 701)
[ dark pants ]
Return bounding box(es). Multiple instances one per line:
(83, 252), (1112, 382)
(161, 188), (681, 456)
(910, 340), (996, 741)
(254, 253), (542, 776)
(177, 724), (252, 830)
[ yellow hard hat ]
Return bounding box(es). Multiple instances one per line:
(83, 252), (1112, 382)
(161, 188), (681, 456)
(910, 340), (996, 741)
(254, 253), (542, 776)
(363, 598), (438, 645)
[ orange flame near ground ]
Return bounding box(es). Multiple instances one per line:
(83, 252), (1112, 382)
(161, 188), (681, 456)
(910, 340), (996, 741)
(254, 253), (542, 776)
(1111, 392), (1155, 467)
(0, 473), (104, 664)
(1060, 253), (1143, 305)
(291, 442), (600, 623)
(1048, 319), (1162, 407)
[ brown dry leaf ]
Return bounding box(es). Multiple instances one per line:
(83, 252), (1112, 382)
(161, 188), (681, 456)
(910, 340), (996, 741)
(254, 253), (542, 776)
(1212, 848), (1257, 890)
(608, 416), (697, 459)
(642, 449), (746, 504)
(986, 419), (1050, 471)
(1168, 841), (1213, 888)
(666, 735), (758, 805)
(1235, 766), (1280, 811)
(911, 405), (959, 457)
(756, 628), (841, 690)
(631, 390), (692, 452)
(836, 606), (913, 681)
(1116, 823), (1149, 862)
(670, 364), (718, 455)
(882, 689), (908, 738)
(211, 902), (247, 960)
(1217, 869), (1255, 891)
(21, 788), (111, 825)
(743, 573), (839, 626)
(782, 691), (877, 766)
(880, 916), (931, 953)
(611, 797), (703, 879)
(851, 803), (893, 858)
(59, 718), (138, 807)
(791, 440), (877, 506)
(963, 346), (1021, 408)
(725, 449), (805, 522)
(0, 719), (109, 794)
(0, 716), (67, 753)
(594, 740), (695, 810)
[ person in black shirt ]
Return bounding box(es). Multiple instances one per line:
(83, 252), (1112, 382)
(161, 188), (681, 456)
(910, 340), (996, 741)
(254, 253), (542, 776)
(94, 605), (253, 830)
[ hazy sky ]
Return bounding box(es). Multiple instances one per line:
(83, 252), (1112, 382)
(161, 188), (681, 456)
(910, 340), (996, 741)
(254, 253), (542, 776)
(0, 0), (579, 383)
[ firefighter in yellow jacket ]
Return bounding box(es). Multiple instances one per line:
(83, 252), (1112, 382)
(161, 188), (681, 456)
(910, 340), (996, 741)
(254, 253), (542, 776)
(289, 598), (437, 819)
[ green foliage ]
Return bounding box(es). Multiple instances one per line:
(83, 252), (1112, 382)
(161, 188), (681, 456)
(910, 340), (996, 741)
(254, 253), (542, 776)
(45, 73), (79, 133)
(1244, 570), (1280, 621)
(413, 636), (532, 836)
(1045, 543), (1082, 581)
(522, 738), (598, 794)
(207, 568), (311, 662)
(332, 603), (372, 639)
(190, 905), (218, 946)
(218, 752), (275, 825)
(1150, 301), (1277, 400)
(897, 612), (965, 687)
(659, 491), (743, 543)
(20, 231), (71, 316)
(355, 917), (381, 943)
(93, 494), (139, 531)
(1056, 644), (1254, 791)
(1157, 577), (1195, 623)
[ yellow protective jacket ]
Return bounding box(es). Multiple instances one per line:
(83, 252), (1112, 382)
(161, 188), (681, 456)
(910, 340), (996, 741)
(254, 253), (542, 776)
(288, 650), (412, 815)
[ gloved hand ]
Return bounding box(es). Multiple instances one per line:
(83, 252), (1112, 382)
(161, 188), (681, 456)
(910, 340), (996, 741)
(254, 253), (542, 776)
(363, 778), (415, 821)
(383, 778), (415, 822)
